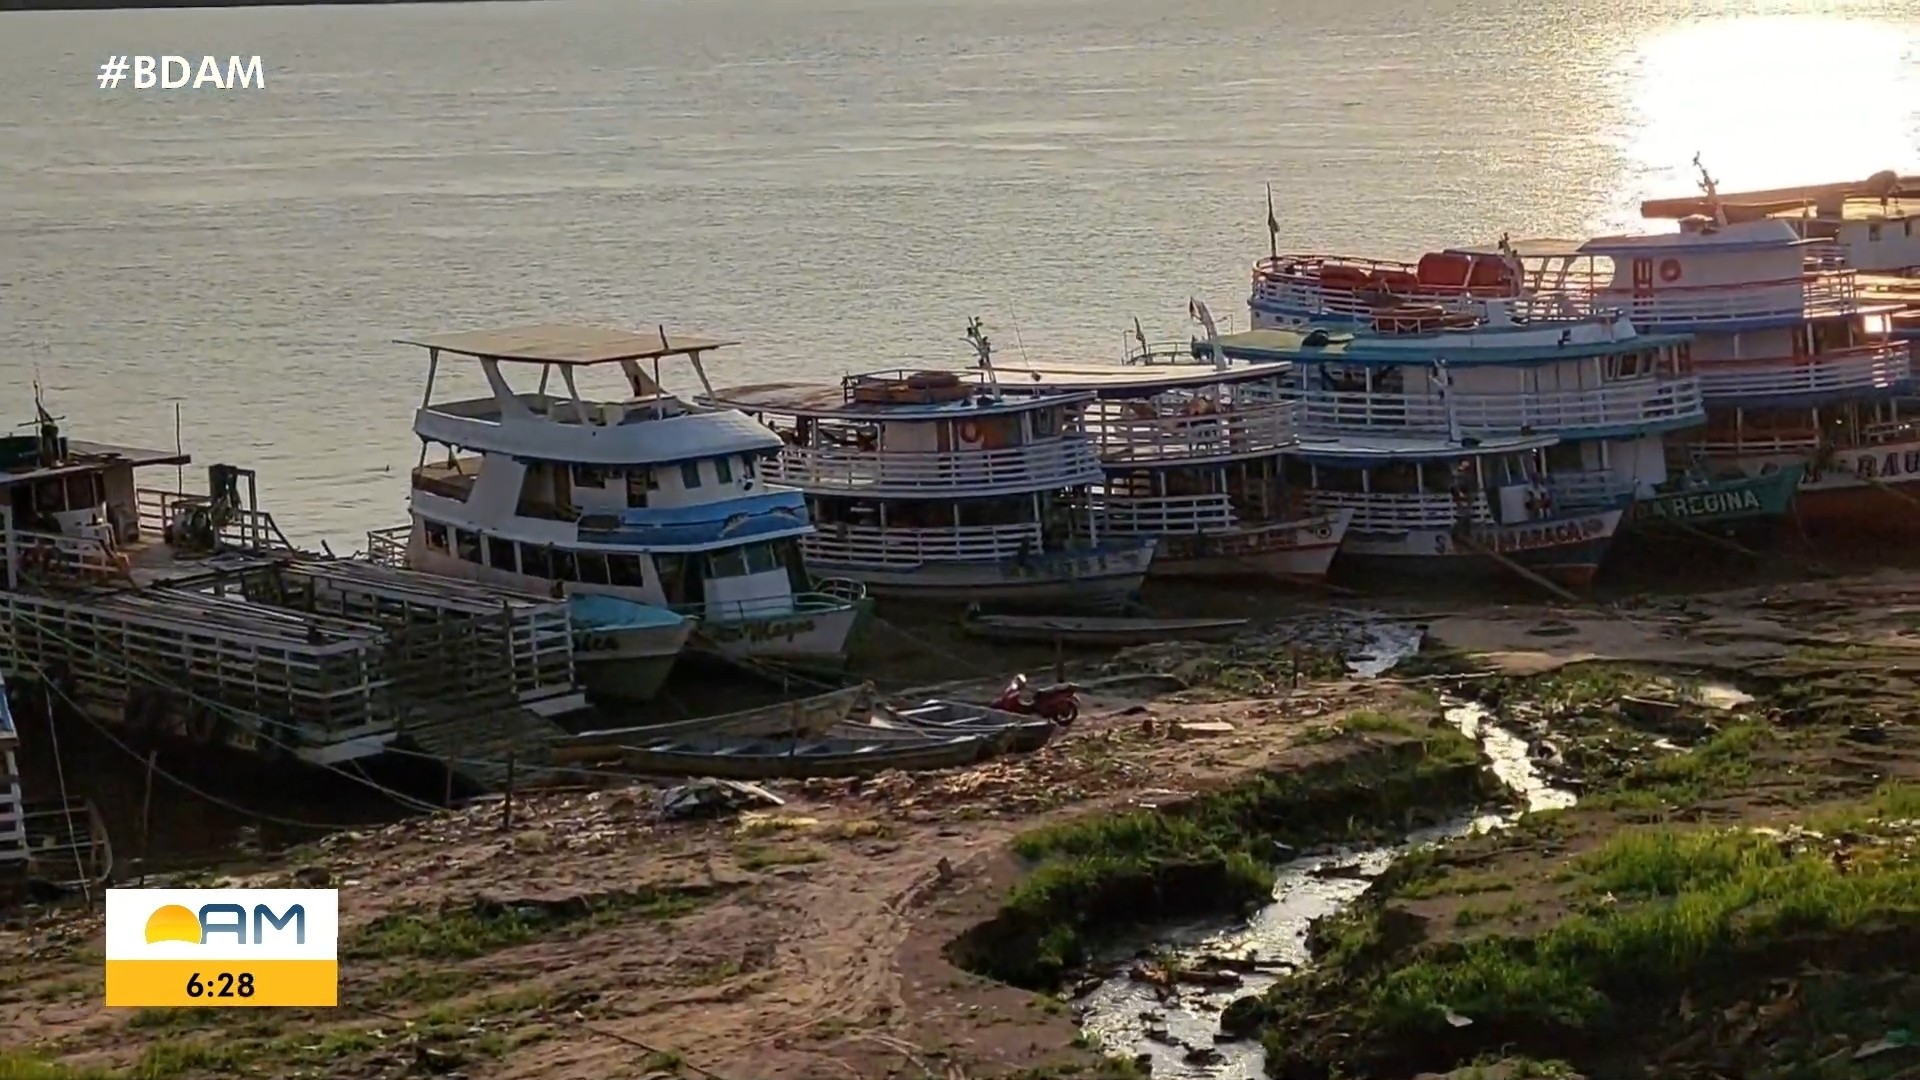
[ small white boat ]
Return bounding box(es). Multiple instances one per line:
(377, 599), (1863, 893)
(960, 609), (1248, 647)
(566, 595), (693, 705)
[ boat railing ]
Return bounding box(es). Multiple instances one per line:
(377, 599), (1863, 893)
(1547, 471), (1638, 508)
(1122, 339), (1205, 366)
(812, 576), (869, 604)
(675, 591), (853, 625)
(1093, 494), (1240, 535)
(1690, 342), (1913, 401)
(1589, 270), (1862, 327)
(136, 488), (295, 553)
(1294, 377), (1704, 437)
(364, 525), (411, 568)
(762, 438), (1103, 495)
(1078, 399), (1296, 462)
(1688, 432), (1823, 457)
(802, 522), (1041, 567)
(2, 524), (135, 587)
(1300, 490), (1495, 530)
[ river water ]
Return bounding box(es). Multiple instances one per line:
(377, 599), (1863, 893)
(3, 0), (1917, 547)
(1073, 625), (1576, 1077)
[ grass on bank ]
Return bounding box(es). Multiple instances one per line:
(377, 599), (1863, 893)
(957, 707), (1496, 987)
(1361, 788), (1920, 1038)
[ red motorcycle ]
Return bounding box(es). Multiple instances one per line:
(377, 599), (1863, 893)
(991, 674), (1081, 725)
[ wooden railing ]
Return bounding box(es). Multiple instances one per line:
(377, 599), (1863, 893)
(1690, 343), (1912, 401)
(764, 439), (1103, 495)
(801, 522), (1041, 567)
(137, 488), (294, 552)
(1295, 378), (1703, 436)
(3, 525), (135, 586)
(1301, 490), (1495, 530)
(365, 525), (411, 568)
(1078, 400), (1295, 461)
(1094, 494), (1239, 534)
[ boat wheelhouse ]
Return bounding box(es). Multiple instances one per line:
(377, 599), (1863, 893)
(697, 322), (1157, 609)
(371, 323), (864, 668)
(1641, 169), (1920, 275)
(1211, 300), (1706, 519)
(973, 304), (1350, 581)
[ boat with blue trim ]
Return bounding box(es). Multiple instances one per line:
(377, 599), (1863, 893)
(369, 322), (866, 670)
(1210, 297), (1705, 586)
(566, 594), (693, 706)
(697, 320), (1157, 609)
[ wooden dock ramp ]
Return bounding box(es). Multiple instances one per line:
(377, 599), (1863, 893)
(398, 704), (568, 794)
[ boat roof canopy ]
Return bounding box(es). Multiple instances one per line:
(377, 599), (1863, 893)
(1291, 431), (1560, 464)
(396, 322), (741, 366)
(0, 440), (190, 490)
(979, 359), (1291, 396)
(1212, 326), (1692, 366)
(1444, 238), (1590, 260)
(702, 379), (1095, 420)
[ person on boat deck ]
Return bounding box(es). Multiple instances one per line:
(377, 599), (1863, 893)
(1449, 460), (1475, 523)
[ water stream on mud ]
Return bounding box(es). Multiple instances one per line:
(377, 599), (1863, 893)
(1072, 620), (1578, 1079)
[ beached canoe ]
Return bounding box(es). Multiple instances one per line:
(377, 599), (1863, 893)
(550, 682), (876, 764)
(960, 611), (1248, 648)
(618, 731), (993, 780)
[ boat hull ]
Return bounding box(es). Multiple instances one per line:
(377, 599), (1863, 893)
(691, 603), (866, 669)
(1627, 465), (1803, 532)
(1708, 440), (1920, 539)
(568, 605), (693, 705)
(1139, 509), (1351, 581)
(1335, 508), (1624, 589)
(806, 539), (1156, 611)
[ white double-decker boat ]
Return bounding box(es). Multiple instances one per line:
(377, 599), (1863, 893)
(367, 322), (865, 672)
(698, 321), (1157, 609)
(978, 302), (1350, 581)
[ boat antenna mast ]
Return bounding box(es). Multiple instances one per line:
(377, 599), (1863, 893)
(1430, 357), (1462, 444)
(1265, 182), (1280, 261)
(1693, 152), (1728, 228)
(1189, 297), (1225, 370)
(966, 317), (1001, 397)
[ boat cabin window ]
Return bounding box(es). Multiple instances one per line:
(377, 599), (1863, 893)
(575, 551), (609, 585)
(454, 528), (482, 563)
(656, 553), (687, 600)
(1032, 408), (1060, 437)
(424, 520), (450, 554)
(609, 553), (648, 589)
(520, 543), (553, 579)
(552, 549), (579, 581)
(714, 456), (734, 484)
(626, 468), (659, 509)
(704, 541), (783, 580)
(573, 464), (608, 488)
(1605, 351), (1652, 380)
(485, 535), (518, 573)
(680, 461), (703, 489)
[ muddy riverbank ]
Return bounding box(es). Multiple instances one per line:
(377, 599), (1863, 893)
(12, 571), (1920, 1079)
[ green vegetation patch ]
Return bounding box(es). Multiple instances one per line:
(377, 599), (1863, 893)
(952, 708), (1499, 988)
(1261, 780), (1920, 1078)
(346, 884), (714, 961)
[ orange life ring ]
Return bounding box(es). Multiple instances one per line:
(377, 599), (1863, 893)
(957, 420), (982, 444)
(1658, 259), (1683, 284)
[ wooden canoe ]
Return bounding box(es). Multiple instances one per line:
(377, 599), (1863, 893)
(619, 732), (993, 780)
(551, 682), (876, 764)
(959, 611), (1249, 648)
(865, 700), (1058, 753)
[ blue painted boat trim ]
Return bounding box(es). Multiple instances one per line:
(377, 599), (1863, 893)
(577, 489), (814, 548)
(568, 595), (688, 631)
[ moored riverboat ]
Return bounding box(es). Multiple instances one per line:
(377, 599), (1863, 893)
(370, 322), (865, 669)
(696, 320), (1156, 610)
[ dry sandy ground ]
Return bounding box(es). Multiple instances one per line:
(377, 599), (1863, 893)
(0, 680), (1391, 1080)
